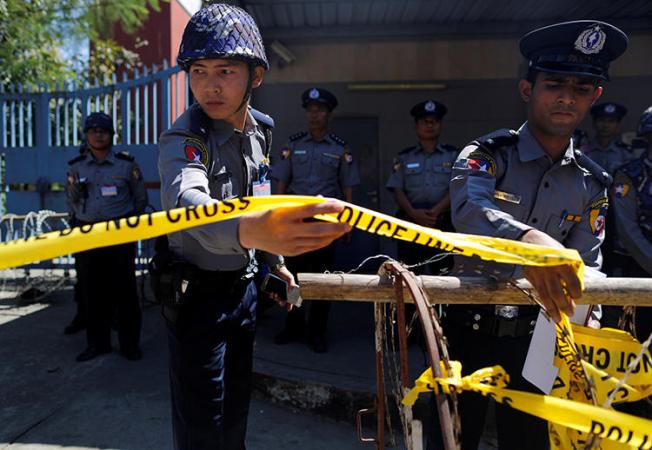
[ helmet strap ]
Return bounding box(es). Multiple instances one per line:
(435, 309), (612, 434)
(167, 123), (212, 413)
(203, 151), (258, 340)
(234, 62), (255, 115)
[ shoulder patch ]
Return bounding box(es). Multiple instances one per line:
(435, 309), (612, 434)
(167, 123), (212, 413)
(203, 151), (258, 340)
(289, 131), (308, 142)
(464, 148), (497, 176)
(611, 172), (632, 199)
(329, 133), (347, 146)
(399, 145), (417, 155)
(589, 197), (608, 238)
(115, 151), (135, 162)
(249, 107), (275, 129)
(67, 154), (86, 165)
(183, 137), (209, 166)
(575, 151), (613, 188)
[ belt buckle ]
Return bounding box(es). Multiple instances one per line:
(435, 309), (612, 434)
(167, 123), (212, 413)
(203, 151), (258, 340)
(495, 305), (519, 319)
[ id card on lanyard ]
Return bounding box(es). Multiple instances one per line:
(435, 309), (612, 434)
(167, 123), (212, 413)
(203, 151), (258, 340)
(253, 162), (271, 197)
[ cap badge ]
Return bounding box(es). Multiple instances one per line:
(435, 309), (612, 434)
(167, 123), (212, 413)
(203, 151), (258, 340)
(425, 101), (436, 112)
(574, 25), (606, 55)
(605, 104), (616, 113)
(309, 88), (320, 99)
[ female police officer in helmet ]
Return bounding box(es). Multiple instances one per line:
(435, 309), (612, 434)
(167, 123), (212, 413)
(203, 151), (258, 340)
(158, 4), (350, 449)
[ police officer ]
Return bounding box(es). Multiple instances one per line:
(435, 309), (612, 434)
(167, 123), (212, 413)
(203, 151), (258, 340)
(609, 107), (652, 342)
(158, 5), (350, 449)
(271, 87), (360, 353)
(448, 21), (627, 449)
(583, 102), (635, 175)
(67, 112), (148, 362)
(582, 102), (637, 276)
(386, 100), (457, 275)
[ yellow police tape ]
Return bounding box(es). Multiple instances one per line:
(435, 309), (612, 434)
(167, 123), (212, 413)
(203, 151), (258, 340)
(0, 195), (584, 279)
(403, 317), (652, 449)
(1, 195), (648, 446)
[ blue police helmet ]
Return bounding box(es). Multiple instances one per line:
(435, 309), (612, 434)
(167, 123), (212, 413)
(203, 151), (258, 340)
(590, 102), (627, 121)
(301, 88), (338, 111)
(520, 20), (628, 81)
(84, 112), (114, 134)
(177, 3), (269, 71)
(411, 100), (447, 121)
(638, 106), (652, 137)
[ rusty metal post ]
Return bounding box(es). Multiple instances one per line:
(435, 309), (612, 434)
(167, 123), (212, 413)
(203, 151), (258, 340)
(385, 262), (459, 450)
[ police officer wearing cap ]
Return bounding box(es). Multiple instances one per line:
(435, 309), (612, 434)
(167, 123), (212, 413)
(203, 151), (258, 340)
(66, 112), (148, 362)
(386, 100), (457, 275)
(447, 21), (627, 449)
(607, 107), (652, 346)
(582, 102), (638, 277)
(158, 5), (350, 449)
(271, 87), (360, 353)
(583, 102), (635, 175)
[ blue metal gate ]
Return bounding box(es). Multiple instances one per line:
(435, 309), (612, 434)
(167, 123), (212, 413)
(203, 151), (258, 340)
(0, 60), (188, 215)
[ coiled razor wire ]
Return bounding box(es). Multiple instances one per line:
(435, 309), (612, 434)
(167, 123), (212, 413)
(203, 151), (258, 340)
(0, 210), (73, 302)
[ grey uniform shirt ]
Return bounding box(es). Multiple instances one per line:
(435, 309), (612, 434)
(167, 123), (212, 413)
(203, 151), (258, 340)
(67, 151), (148, 222)
(158, 103), (282, 271)
(385, 143), (458, 205)
(612, 156), (652, 274)
(270, 131), (360, 198)
(583, 139), (636, 175)
(450, 123), (609, 278)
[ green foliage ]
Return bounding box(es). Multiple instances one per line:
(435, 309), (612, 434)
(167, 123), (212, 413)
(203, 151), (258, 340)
(0, 0), (163, 88)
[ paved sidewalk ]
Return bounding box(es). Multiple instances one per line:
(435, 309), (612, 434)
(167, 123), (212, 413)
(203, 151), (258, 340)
(0, 285), (497, 449)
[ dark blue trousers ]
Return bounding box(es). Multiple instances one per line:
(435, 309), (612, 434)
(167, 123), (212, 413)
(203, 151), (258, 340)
(167, 280), (257, 450)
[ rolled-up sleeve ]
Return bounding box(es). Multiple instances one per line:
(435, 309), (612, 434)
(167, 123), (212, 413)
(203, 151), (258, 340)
(564, 188), (608, 269)
(450, 144), (533, 240)
(270, 142), (292, 184)
(385, 156), (404, 191)
(612, 172), (652, 273)
(339, 145), (361, 188)
(158, 130), (246, 256)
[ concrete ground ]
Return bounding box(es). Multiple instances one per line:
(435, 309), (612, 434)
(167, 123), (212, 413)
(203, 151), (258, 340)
(0, 281), (497, 450)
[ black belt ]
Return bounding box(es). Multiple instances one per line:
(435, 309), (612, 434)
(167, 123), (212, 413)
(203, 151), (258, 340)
(445, 306), (538, 338)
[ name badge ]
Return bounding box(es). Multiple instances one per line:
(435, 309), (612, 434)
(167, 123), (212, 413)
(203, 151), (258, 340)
(406, 163), (420, 169)
(294, 150), (307, 155)
(252, 180), (271, 197)
(494, 190), (521, 204)
(101, 185), (117, 197)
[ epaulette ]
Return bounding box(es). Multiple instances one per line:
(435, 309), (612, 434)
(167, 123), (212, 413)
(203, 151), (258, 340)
(115, 151), (135, 162)
(614, 140), (633, 151)
(472, 128), (519, 152)
(188, 103), (210, 141)
(399, 145), (417, 155)
(619, 156), (645, 179)
(439, 143), (459, 153)
(289, 131), (308, 142)
(249, 107), (275, 129)
(67, 154), (86, 165)
(574, 150), (613, 188)
(329, 133), (347, 146)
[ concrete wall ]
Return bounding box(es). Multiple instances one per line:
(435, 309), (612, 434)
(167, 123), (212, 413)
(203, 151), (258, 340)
(254, 33), (652, 218)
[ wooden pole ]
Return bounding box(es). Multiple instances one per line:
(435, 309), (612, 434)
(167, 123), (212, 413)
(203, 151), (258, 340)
(297, 274), (652, 306)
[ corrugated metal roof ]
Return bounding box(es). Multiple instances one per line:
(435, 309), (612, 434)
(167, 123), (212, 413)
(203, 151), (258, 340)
(235, 0), (652, 41)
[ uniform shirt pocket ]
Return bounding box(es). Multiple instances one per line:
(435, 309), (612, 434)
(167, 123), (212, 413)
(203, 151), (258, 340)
(209, 169), (234, 200)
(544, 213), (578, 242)
(320, 153), (340, 176)
(404, 163), (424, 189)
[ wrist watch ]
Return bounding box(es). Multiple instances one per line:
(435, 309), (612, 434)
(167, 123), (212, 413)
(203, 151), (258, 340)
(271, 262), (286, 273)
